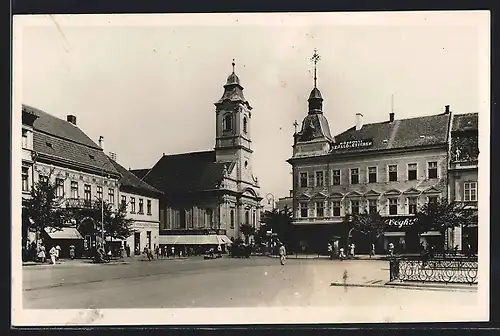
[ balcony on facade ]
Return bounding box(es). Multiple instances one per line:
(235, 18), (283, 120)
(65, 198), (102, 209)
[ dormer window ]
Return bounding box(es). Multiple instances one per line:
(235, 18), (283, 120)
(46, 141), (53, 148)
(89, 154), (95, 160)
(243, 116), (248, 133)
(223, 114), (232, 131)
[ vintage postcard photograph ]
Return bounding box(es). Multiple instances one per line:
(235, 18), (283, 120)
(11, 11), (490, 326)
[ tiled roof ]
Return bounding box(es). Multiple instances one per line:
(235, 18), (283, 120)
(141, 150), (226, 194)
(24, 104), (101, 149)
(130, 168), (150, 180)
(330, 113), (451, 155)
(109, 160), (163, 196)
(26, 104), (119, 176)
(452, 113), (478, 132)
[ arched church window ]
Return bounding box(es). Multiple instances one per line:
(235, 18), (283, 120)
(245, 210), (250, 225)
(224, 114), (232, 131)
(243, 117), (248, 133)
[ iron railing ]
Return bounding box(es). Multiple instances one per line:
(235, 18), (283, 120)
(389, 255), (478, 285)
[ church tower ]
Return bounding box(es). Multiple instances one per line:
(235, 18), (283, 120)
(292, 50), (334, 158)
(214, 60), (257, 188)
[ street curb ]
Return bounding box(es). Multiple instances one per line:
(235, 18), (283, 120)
(266, 255), (387, 261)
(330, 282), (478, 292)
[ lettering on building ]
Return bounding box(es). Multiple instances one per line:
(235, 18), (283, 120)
(384, 217), (417, 229)
(331, 139), (374, 150)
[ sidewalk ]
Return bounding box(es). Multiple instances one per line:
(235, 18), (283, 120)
(265, 253), (389, 260)
(22, 256), (190, 267)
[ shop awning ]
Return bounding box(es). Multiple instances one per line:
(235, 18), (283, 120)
(158, 234), (233, 245)
(44, 227), (84, 240)
(384, 232), (406, 237)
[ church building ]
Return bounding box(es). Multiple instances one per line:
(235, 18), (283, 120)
(134, 61), (262, 245)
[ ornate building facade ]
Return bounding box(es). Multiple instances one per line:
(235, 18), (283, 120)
(110, 159), (163, 255)
(448, 113), (479, 253)
(134, 61), (262, 245)
(287, 53), (453, 254)
(22, 104), (122, 254)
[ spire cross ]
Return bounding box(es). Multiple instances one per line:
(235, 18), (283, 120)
(311, 49), (321, 88)
(232, 59), (235, 73)
(293, 120), (299, 133)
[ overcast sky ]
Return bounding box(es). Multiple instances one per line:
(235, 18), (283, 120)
(15, 12), (489, 200)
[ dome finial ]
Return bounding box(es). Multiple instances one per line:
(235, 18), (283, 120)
(310, 49), (321, 88)
(232, 59), (236, 73)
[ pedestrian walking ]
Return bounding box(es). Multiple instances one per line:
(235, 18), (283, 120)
(49, 245), (57, 265)
(388, 242), (394, 257)
(369, 243), (375, 258)
(155, 245), (160, 259)
(55, 245), (61, 261)
(69, 245), (76, 260)
(37, 245), (46, 263)
(217, 244), (222, 258)
(279, 243), (287, 265)
(327, 243), (333, 260)
(163, 246), (168, 258)
(339, 246), (346, 261)
(350, 243), (356, 259)
(125, 244), (131, 258)
(171, 246), (175, 258)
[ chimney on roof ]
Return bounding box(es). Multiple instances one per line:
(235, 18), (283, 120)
(98, 136), (104, 148)
(67, 115), (76, 125)
(355, 113), (363, 131)
(444, 105), (450, 114)
(389, 112), (395, 123)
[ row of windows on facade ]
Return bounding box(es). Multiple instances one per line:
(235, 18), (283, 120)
(298, 196), (438, 218)
(163, 207), (257, 230)
(22, 170), (153, 215)
(223, 114), (248, 133)
(297, 180), (477, 218)
(299, 162), (439, 188)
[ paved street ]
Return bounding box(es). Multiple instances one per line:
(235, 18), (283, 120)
(23, 257), (478, 309)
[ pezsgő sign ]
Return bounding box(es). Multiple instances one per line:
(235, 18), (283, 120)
(384, 217), (417, 229)
(331, 139), (374, 150)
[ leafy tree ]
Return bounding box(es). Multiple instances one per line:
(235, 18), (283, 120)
(240, 223), (255, 244)
(22, 170), (67, 243)
(414, 198), (476, 249)
(351, 211), (386, 244)
(67, 200), (135, 242)
(261, 205), (293, 247)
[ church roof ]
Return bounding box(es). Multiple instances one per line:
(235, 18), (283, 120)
(451, 113), (478, 132)
(109, 159), (163, 197)
(226, 72), (240, 86)
(25, 104), (120, 176)
(308, 87), (323, 100)
(296, 113), (334, 142)
(331, 113), (451, 155)
(140, 150), (227, 195)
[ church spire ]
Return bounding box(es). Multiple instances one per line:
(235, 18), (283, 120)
(308, 49), (323, 113)
(311, 49), (320, 88)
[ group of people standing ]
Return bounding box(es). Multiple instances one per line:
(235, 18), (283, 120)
(30, 242), (65, 265)
(327, 242), (357, 260)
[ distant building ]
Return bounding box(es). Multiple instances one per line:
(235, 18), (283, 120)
(21, 107), (39, 249)
(133, 62), (262, 245)
(448, 113), (479, 253)
(286, 56), (454, 254)
(109, 159), (163, 255)
(275, 192), (293, 212)
(22, 104), (121, 256)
